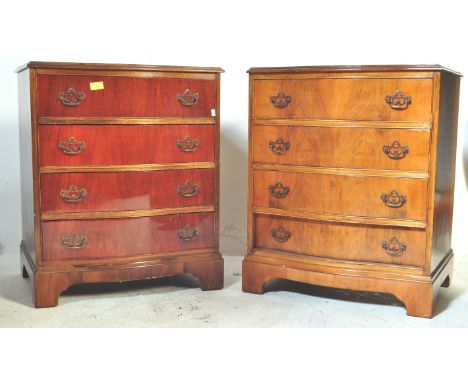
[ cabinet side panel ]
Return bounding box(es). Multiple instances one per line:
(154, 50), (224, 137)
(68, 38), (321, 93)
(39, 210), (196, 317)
(18, 69), (35, 264)
(431, 72), (461, 271)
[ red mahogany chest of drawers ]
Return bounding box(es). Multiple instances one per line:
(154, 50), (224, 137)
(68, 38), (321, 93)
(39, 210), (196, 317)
(243, 65), (461, 318)
(17, 61), (224, 307)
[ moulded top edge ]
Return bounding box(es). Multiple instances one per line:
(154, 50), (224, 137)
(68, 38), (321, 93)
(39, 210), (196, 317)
(247, 64), (462, 76)
(15, 61), (225, 74)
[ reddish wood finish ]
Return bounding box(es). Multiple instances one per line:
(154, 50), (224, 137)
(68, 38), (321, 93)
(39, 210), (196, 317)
(253, 170), (428, 221)
(18, 61), (224, 73)
(18, 62), (223, 307)
(42, 212), (214, 261)
(39, 124), (214, 166)
(37, 75), (216, 117)
(253, 125), (431, 171)
(41, 169), (214, 213)
(253, 78), (433, 121)
(21, 247), (223, 308)
(255, 214), (426, 267)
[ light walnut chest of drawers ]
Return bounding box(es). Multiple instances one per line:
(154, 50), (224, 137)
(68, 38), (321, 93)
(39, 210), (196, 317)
(17, 61), (224, 307)
(243, 65), (461, 318)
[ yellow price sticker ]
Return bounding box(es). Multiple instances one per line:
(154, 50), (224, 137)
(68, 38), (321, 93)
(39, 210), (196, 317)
(89, 81), (104, 91)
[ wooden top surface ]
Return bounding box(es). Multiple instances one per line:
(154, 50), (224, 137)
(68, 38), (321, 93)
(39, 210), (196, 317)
(247, 64), (462, 76)
(16, 61), (224, 74)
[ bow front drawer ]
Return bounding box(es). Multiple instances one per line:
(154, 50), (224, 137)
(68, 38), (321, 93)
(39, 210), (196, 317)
(253, 125), (430, 171)
(42, 212), (214, 261)
(253, 170), (428, 221)
(252, 78), (433, 122)
(39, 124), (214, 166)
(41, 169), (215, 213)
(255, 215), (426, 267)
(37, 75), (216, 117)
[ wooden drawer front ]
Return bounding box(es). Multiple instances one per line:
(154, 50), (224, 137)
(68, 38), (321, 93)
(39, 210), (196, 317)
(253, 125), (430, 171)
(41, 169), (215, 213)
(37, 75), (216, 117)
(39, 124), (214, 166)
(42, 212), (214, 261)
(253, 78), (433, 122)
(255, 215), (426, 267)
(254, 170), (428, 221)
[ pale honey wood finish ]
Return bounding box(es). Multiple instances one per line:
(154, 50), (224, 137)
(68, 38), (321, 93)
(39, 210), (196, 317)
(253, 125), (431, 171)
(247, 64), (460, 75)
(253, 163), (429, 179)
(254, 207), (427, 229)
(255, 214), (426, 267)
(253, 119), (432, 129)
(243, 250), (453, 318)
(429, 71), (461, 272)
(243, 65), (461, 318)
(253, 169), (428, 221)
(253, 78), (434, 121)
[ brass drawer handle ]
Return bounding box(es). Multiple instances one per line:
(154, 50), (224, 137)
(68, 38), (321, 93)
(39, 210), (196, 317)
(61, 233), (88, 250)
(177, 180), (200, 197)
(385, 90), (412, 110)
(58, 88), (85, 106)
(382, 237), (406, 257)
(269, 183), (290, 198)
(178, 225), (199, 241)
(269, 138), (290, 155)
(271, 226), (291, 243)
(60, 185), (87, 203)
(177, 135), (199, 152)
(177, 89), (199, 106)
(58, 137), (86, 155)
(270, 92), (292, 109)
(381, 190), (407, 208)
(383, 141), (409, 160)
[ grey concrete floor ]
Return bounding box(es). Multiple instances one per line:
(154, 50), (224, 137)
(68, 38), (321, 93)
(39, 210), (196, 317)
(1, 253), (467, 327)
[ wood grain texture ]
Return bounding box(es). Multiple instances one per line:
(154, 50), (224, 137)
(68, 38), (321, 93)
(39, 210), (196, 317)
(41, 162), (215, 174)
(253, 163), (428, 179)
(18, 62), (223, 307)
(21, 246), (223, 308)
(253, 125), (431, 171)
(254, 119), (431, 129)
(253, 78), (433, 121)
(39, 124), (214, 166)
(253, 170), (428, 221)
(242, 250), (453, 318)
(254, 207), (427, 229)
(37, 75), (216, 117)
(41, 206), (215, 221)
(18, 61), (224, 73)
(247, 64), (461, 76)
(39, 117), (215, 125)
(254, 214), (426, 267)
(41, 169), (215, 213)
(36, 69), (216, 80)
(42, 212), (214, 261)
(244, 65), (461, 317)
(430, 72), (461, 271)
